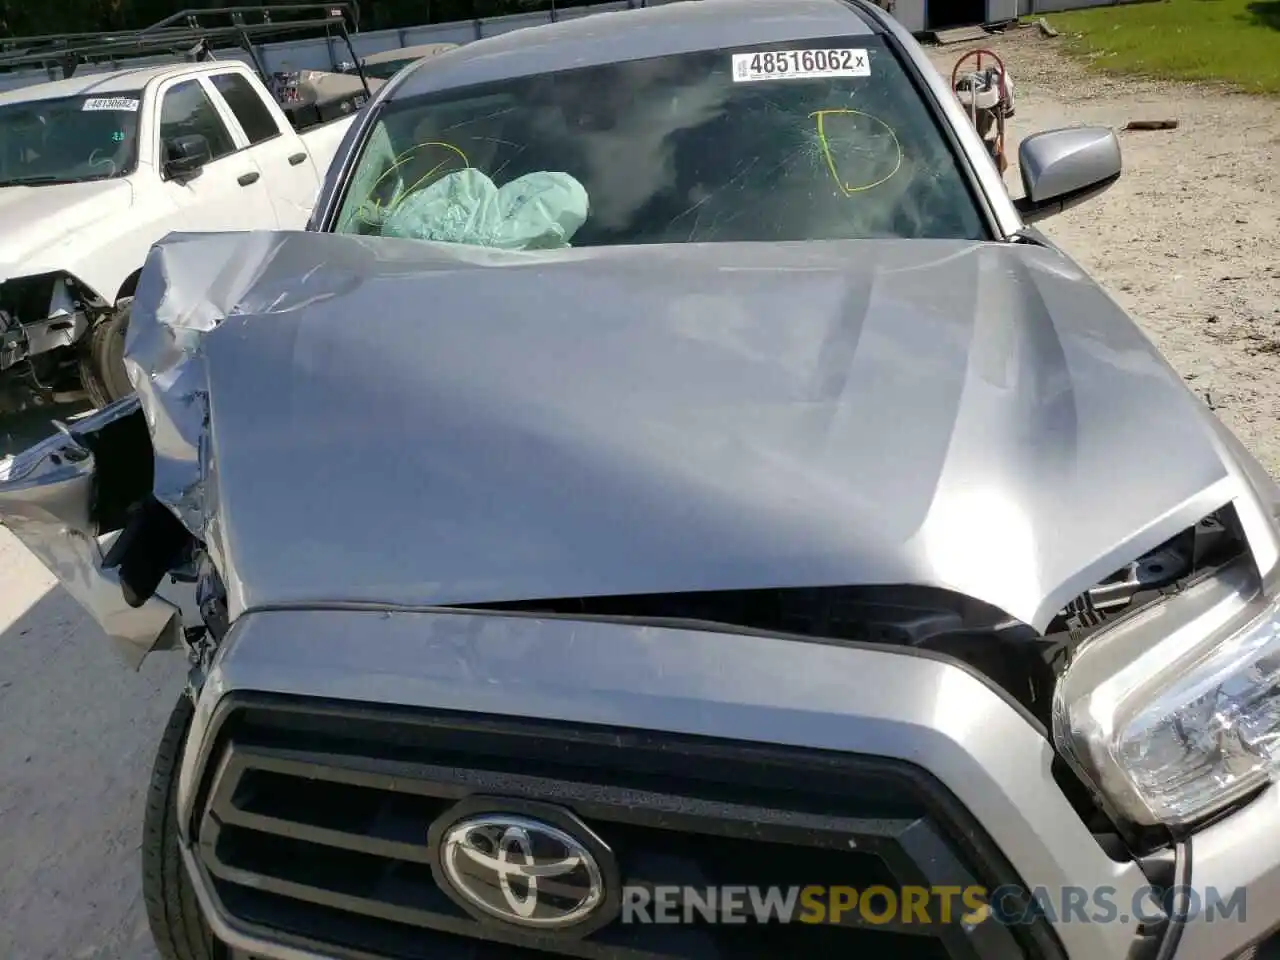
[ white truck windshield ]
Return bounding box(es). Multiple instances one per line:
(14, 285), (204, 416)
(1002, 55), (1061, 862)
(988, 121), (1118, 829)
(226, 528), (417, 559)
(333, 37), (987, 247)
(0, 92), (142, 186)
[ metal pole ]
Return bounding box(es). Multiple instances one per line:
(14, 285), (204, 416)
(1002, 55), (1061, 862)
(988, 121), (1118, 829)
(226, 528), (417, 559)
(341, 28), (369, 94)
(236, 26), (271, 81)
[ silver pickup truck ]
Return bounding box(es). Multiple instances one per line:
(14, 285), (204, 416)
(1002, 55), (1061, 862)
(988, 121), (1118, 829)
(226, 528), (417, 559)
(3, 2), (1280, 959)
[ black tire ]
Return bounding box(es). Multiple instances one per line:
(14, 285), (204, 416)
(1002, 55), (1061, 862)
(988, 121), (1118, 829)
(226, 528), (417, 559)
(81, 300), (133, 407)
(142, 693), (227, 960)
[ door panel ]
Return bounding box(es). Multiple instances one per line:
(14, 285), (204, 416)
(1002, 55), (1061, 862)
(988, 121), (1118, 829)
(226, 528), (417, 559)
(158, 78), (279, 231)
(208, 71), (320, 229)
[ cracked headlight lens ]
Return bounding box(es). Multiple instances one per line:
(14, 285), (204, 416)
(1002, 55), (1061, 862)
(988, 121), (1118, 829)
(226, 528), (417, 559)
(1055, 560), (1280, 827)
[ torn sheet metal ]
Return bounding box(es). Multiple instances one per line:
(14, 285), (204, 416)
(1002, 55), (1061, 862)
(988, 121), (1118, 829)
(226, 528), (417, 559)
(0, 399), (183, 667)
(123, 229), (1243, 633)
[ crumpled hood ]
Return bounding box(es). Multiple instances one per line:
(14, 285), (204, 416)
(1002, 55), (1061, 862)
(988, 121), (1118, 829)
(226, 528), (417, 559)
(127, 230), (1240, 632)
(0, 179), (133, 276)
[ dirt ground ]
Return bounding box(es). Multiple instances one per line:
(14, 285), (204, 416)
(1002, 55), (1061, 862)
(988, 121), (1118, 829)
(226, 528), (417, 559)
(930, 28), (1280, 476)
(0, 30), (1277, 960)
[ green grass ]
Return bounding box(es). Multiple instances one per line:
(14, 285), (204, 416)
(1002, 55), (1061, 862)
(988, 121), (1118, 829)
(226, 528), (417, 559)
(1041, 0), (1280, 94)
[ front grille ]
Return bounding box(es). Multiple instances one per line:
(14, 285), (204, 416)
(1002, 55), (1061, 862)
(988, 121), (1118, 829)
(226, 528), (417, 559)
(191, 694), (1063, 960)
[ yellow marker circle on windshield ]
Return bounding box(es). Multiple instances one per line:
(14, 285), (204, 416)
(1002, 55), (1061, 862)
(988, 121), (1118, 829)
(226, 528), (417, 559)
(809, 109), (903, 196)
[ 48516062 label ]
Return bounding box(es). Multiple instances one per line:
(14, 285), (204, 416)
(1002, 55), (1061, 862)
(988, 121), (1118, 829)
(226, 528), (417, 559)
(731, 49), (870, 83)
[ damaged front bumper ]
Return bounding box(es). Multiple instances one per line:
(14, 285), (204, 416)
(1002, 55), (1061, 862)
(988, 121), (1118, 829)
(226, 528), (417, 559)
(0, 271), (99, 413)
(0, 306), (89, 372)
(0, 270), (97, 372)
(0, 397), (193, 667)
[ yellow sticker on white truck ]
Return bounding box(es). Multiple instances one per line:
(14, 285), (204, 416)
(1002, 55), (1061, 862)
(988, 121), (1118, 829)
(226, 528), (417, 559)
(732, 49), (870, 83)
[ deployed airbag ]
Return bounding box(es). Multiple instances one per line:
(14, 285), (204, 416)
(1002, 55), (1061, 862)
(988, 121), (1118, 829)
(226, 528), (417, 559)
(381, 168), (589, 250)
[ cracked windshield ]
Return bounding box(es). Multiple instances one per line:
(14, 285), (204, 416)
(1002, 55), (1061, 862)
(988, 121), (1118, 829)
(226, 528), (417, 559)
(0, 93), (141, 186)
(334, 37), (987, 249)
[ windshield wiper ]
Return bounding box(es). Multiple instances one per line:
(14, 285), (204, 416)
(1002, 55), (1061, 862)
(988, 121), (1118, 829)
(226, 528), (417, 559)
(0, 171), (121, 186)
(0, 175), (80, 187)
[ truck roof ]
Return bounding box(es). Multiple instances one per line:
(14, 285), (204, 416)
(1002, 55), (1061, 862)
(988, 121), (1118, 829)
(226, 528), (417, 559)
(0, 59), (254, 106)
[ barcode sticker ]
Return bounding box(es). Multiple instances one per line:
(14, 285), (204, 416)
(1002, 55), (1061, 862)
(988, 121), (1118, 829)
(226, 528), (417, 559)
(83, 97), (141, 112)
(732, 49), (870, 83)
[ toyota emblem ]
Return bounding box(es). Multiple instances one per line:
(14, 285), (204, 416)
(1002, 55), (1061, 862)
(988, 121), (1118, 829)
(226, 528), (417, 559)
(432, 806), (615, 932)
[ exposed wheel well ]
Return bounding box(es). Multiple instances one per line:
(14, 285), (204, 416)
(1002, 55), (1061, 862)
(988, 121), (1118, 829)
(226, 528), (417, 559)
(116, 269), (143, 305)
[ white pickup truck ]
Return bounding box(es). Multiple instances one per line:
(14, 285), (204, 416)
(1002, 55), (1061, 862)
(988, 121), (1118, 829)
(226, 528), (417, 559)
(0, 58), (363, 412)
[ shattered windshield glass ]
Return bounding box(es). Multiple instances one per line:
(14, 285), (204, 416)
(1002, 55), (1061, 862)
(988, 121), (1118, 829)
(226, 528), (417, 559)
(332, 37), (987, 248)
(0, 93), (142, 186)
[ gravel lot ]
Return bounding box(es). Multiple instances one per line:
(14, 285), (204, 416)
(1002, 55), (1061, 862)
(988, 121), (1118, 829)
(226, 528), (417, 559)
(930, 29), (1280, 475)
(0, 29), (1277, 960)
(0, 404), (174, 960)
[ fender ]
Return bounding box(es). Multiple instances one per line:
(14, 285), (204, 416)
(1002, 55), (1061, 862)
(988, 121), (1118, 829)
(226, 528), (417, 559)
(3, 180), (145, 306)
(0, 398), (197, 666)
(39, 196), (172, 308)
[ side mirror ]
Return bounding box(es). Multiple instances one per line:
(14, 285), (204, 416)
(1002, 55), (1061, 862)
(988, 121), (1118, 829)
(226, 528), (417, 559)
(163, 134), (212, 180)
(1014, 126), (1121, 224)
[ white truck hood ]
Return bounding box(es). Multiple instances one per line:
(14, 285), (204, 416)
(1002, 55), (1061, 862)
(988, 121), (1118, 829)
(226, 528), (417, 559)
(0, 179), (134, 280)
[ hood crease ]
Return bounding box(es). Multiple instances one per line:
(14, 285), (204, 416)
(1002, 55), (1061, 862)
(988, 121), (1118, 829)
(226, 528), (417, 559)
(126, 231), (1233, 632)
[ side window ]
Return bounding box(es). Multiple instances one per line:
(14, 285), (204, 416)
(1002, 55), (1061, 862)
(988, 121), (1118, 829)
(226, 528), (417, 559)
(159, 80), (235, 162)
(210, 73), (282, 145)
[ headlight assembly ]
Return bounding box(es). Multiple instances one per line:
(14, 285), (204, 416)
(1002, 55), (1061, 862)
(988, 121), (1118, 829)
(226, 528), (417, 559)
(1054, 557), (1280, 828)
